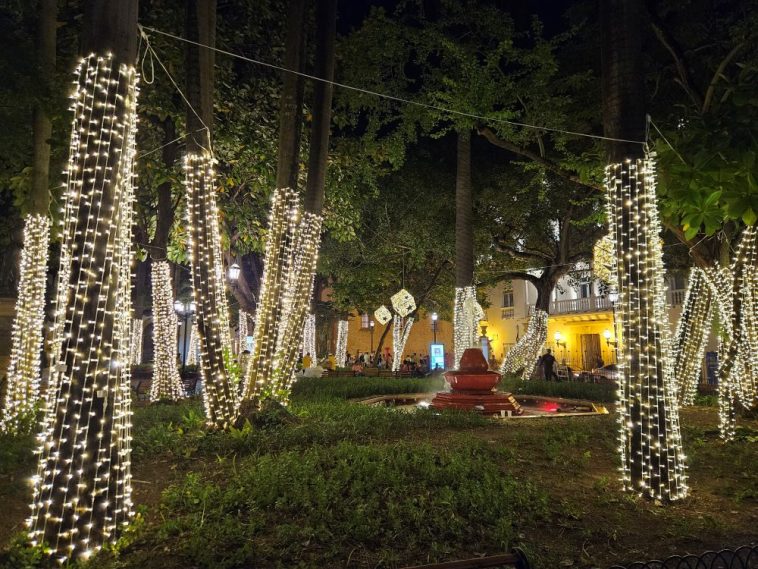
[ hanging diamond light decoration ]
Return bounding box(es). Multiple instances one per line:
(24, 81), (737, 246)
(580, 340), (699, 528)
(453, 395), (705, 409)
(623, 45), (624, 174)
(390, 289), (416, 318)
(374, 305), (392, 325)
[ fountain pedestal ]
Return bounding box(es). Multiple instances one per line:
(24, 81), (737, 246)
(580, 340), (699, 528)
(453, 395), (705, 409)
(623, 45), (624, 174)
(431, 348), (522, 415)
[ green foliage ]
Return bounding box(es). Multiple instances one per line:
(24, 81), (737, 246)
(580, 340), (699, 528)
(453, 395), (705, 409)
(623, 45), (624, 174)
(290, 375), (446, 401)
(499, 377), (616, 403)
(121, 440), (547, 569)
(0, 431), (35, 477)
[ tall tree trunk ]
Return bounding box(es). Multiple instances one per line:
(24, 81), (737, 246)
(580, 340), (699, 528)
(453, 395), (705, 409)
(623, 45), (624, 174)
(1, 0), (57, 433)
(302, 0), (337, 215)
(455, 130), (473, 289)
(601, 0), (687, 500)
(29, 0), (140, 558)
(275, 0), (306, 191)
(184, 0), (237, 426)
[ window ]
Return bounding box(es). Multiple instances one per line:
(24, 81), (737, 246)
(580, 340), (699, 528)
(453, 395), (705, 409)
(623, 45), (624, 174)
(670, 273), (686, 291)
(360, 313), (370, 329)
(579, 279), (591, 299)
(502, 291), (514, 308)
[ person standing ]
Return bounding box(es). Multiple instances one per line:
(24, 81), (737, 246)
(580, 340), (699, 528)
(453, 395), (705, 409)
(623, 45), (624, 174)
(542, 349), (558, 381)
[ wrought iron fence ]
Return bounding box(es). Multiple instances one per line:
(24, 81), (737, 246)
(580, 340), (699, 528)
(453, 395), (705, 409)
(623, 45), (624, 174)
(609, 545), (758, 569)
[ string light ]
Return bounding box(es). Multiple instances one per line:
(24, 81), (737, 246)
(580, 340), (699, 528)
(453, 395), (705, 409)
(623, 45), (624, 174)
(374, 305), (392, 326)
(149, 261), (185, 402)
(390, 289), (416, 317)
(187, 322), (199, 366)
(184, 151), (238, 427)
(302, 313), (316, 365)
(28, 54), (139, 560)
(453, 286), (482, 368)
(129, 318), (143, 366)
(242, 187), (323, 403)
(336, 320), (348, 367)
(605, 156), (687, 500)
(238, 310), (248, 352)
(671, 268), (712, 405)
(500, 309), (548, 379)
(392, 315), (414, 371)
(1, 214), (50, 433)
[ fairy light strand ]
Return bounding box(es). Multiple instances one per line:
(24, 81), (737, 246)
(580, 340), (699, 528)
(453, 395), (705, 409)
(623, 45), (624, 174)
(500, 309), (548, 379)
(605, 156), (687, 500)
(336, 320), (348, 368)
(1, 214), (50, 433)
(453, 285), (482, 369)
(28, 54), (139, 561)
(129, 318), (143, 366)
(149, 261), (185, 401)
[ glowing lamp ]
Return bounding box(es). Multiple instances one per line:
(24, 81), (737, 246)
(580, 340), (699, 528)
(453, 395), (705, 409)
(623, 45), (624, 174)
(228, 263), (241, 282)
(173, 300), (184, 314)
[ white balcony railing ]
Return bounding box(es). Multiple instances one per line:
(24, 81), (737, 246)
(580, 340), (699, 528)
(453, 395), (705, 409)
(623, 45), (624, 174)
(501, 307), (515, 320)
(668, 289), (685, 306)
(528, 296), (613, 315)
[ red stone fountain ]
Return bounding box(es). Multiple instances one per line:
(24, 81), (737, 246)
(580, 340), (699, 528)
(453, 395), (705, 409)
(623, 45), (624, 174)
(431, 348), (522, 415)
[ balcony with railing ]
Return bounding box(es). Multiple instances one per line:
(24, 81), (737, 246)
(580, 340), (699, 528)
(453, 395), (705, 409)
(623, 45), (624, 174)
(528, 296), (613, 315)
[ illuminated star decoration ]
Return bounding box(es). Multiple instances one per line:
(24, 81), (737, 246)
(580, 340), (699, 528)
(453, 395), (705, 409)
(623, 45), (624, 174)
(374, 305), (392, 326)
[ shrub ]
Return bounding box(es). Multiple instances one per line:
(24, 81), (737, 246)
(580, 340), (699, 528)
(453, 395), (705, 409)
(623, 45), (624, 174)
(291, 375), (446, 401)
(499, 377), (615, 403)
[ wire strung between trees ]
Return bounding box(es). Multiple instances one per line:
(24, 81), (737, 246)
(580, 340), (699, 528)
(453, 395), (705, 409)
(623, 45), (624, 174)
(138, 24), (646, 146)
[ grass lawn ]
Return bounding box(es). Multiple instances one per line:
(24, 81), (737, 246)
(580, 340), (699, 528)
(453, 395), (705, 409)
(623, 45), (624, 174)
(0, 378), (756, 568)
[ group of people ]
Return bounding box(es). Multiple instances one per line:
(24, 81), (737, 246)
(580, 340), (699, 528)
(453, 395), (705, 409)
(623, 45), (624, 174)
(298, 350), (446, 377)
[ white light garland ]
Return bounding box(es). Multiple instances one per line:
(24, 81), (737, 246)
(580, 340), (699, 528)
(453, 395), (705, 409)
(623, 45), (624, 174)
(453, 285), (482, 368)
(184, 150), (238, 426)
(0, 214), (50, 433)
(336, 320), (348, 367)
(238, 310), (248, 352)
(28, 54), (138, 561)
(500, 309), (548, 379)
(129, 318), (143, 366)
(302, 313), (316, 365)
(149, 261), (185, 401)
(187, 322), (199, 366)
(671, 268), (712, 405)
(605, 156), (687, 500)
(392, 315), (414, 371)
(243, 187), (323, 403)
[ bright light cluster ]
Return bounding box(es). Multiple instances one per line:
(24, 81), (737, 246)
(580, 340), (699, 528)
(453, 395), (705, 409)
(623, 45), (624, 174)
(390, 289), (416, 318)
(671, 268), (712, 405)
(336, 320), (348, 367)
(302, 313), (316, 365)
(28, 54), (139, 561)
(453, 286), (482, 369)
(0, 214), (50, 433)
(149, 261), (185, 402)
(243, 187), (323, 404)
(187, 323), (199, 366)
(238, 310), (248, 352)
(392, 315), (414, 371)
(593, 234), (615, 285)
(129, 318), (143, 366)
(184, 150), (238, 427)
(605, 157), (687, 500)
(500, 309), (547, 379)
(706, 225), (758, 439)
(374, 305), (392, 325)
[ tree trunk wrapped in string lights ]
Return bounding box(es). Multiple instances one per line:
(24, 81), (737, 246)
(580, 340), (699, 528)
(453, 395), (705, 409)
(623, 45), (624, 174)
(671, 268), (712, 405)
(335, 320), (348, 367)
(0, 215), (50, 433)
(149, 261), (185, 401)
(129, 318), (143, 366)
(28, 52), (138, 562)
(187, 322), (199, 366)
(184, 151), (237, 426)
(500, 309), (548, 379)
(238, 310), (248, 351)
(709, 226), (758, 439)
(392, 316), (414, 371)
(242, 187), (323, 402)
(605, 158), (688, 500)
(453, 286), (482, 369)
(302, 313), (316, 365)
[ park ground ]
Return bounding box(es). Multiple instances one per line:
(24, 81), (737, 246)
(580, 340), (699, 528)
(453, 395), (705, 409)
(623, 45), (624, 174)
(0, 377), (756, 569)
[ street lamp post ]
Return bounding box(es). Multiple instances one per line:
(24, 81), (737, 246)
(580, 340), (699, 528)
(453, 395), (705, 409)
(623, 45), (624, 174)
(431, 312), (438, 343)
